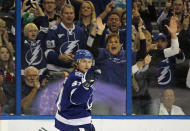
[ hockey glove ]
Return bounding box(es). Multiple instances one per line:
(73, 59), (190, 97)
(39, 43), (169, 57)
(82, 66), (101, 88)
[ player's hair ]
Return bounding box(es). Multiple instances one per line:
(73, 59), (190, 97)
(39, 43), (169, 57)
(23, 23), (39, 37)
(72, 59), (94, 72)
(72, 61), (78, 71)
(60, 4), (75, 14)
(105, 33), (120, 45)
(79, 1), (96, 21)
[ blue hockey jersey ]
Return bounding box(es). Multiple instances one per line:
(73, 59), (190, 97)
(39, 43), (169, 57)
(157, 51), (185, 88)
(21, 16), (48, 76)
(95, 48), (127, 89)
(55, 70), (94, 130)
(45, 23), (87, 71)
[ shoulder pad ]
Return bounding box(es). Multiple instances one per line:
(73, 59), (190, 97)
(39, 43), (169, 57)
(74, 71), (83, 77)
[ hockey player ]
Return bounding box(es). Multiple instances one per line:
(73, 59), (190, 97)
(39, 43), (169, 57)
(21, 1), (48, 76)
(55, 49), (101, 131)
(45, 4), (87, 72)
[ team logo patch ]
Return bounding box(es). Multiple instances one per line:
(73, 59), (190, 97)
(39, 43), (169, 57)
(25, 44), (43, 65)
(158, 66), (171, 85)
(60, 40), (79, 54)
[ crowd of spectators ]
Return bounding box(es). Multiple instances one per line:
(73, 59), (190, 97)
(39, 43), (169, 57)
(132, 0), (190, 115)
(2, 0), (190, 117)
(0, 0), (15, 115)
(20, 0), (126, 115)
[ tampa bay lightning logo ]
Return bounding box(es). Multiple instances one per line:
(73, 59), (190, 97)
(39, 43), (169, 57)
(25, 44), (43, 65)
(60, 40), (79, 54)
(158, 66), (171, 85)
(158, 59), (171, 86)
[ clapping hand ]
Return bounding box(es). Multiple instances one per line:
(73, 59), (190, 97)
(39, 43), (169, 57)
(58, 53), (74, 62)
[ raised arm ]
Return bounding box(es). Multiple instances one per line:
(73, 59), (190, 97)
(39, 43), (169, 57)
(87, 17), (105, 58)
(3, 29), (15, 56)
(163, 16), (179, 58)
(32, 1), (45, 16)
(21, 0), (30, 16)
(99, 2), (113, 20)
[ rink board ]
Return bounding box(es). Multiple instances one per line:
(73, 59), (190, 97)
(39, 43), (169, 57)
(1, 119), (190, 131)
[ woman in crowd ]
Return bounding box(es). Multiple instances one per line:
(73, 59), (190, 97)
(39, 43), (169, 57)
(0, 18), (15, 56)
(0, 46), (16, 114)
(77, 1), (96, 37)
(87, 17), (126, 89)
